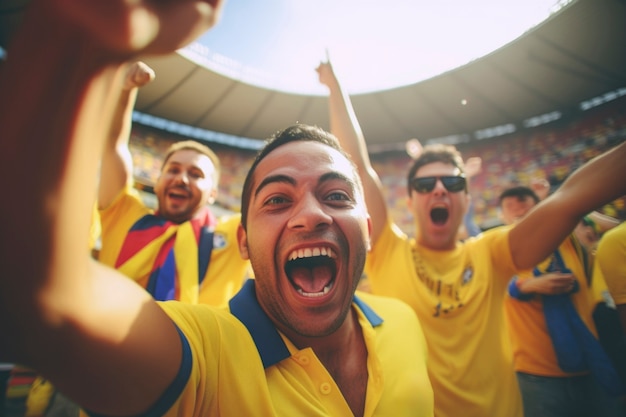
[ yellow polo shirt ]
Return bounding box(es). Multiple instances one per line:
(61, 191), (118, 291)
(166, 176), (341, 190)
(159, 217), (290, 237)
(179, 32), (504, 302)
(150, 280), (434, 416)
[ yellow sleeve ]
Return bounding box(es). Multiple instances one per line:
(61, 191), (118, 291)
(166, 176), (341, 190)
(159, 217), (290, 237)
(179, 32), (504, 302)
(595, 223), (626, 305)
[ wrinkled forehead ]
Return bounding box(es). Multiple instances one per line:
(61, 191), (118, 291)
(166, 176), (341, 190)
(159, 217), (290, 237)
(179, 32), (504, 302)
(253, 141), (362, 188)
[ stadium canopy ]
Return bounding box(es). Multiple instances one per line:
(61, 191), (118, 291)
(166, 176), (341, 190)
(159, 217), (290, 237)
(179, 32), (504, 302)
(1, 0), (625, 151)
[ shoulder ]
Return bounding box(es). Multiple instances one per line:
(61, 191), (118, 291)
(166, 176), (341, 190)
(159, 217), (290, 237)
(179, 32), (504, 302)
(463, 225), (516, 276)
(597, 222), (626, 264)
(599, 222), (626, 248)
(355, 291), (419, 324)
(217, 212), (241, 230)
(355, 292), (428, 358)
(477, 224), (511, 239)
(371, 219), (409, 254)
(464, 224), (512, 250)
(100, 185), (147, 215)
(159, 301), (249, 343)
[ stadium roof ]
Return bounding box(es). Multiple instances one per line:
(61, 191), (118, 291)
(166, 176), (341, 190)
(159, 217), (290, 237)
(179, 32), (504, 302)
(2, 0), (625, 151)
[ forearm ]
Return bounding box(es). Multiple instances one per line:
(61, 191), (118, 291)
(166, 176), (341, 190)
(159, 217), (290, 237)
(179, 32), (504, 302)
(109, 83), (138, 156)
(98, 78), (137, 208)
(322, 76), (368, 168)
(510, 142), (626, 269)
(324, 70), (389, 242)
(0, 0), (222, 413)
(0, 2), (125, 358)
(556, 142), (626, 220)
(100, 61), (157, 208)
(0, 14), (182, 412)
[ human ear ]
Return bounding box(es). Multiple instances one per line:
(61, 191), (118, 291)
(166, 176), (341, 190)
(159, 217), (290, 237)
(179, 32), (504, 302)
(237, 223), (250, 260)
(206, 187), (218, 205)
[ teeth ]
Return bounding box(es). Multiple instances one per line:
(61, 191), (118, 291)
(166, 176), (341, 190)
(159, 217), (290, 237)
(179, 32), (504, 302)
(288, 247), (335, 261)
(296, 283), (333, 298)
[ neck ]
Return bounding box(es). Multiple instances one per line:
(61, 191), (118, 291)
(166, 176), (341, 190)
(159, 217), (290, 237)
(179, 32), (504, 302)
(284, 308), (360, 359)
(282, 308), (368, 417)
(416, 232), (457, 251)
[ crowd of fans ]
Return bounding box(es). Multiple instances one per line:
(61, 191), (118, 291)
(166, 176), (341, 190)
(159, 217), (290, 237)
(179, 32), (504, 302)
(129, 96), (626, 236)
(2, 3), (625, 417)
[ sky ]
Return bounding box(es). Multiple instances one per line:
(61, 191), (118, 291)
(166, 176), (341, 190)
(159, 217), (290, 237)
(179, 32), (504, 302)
(180, 0), (565, 95)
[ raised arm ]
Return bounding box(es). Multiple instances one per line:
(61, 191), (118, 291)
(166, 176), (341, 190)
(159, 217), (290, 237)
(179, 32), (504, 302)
(462, 156), (483, 238)
(0, 0), (223, 414)
(529, 177), (619, 234)
(509, 141), (626, 270)
(98, 61), (155, 209)
(316, 60), (389, 244)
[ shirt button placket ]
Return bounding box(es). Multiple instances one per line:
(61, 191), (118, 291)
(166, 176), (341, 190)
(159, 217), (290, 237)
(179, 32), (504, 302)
(319, 382), (332, 395)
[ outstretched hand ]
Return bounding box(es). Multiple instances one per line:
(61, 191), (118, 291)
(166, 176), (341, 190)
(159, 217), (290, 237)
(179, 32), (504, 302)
(530, 177), (551, 200)
(405, 139), (423, 159)
(464, 157), (482, 179)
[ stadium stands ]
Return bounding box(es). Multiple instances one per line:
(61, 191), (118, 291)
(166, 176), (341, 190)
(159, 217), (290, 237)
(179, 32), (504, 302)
(129, 95), (625, 236)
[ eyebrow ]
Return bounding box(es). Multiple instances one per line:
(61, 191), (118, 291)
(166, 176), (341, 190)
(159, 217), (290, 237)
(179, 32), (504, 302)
(164, 160), (203, 171)
(254, 174), (296, 197)
(254, 171), (356, 197)
(320, 172), (356, 193)
(164, 160), (185, 168)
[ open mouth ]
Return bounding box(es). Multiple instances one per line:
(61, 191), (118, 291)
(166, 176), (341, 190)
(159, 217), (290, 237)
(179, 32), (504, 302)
(168, 189), (189, 201)
(430, 207), (449, 225)
(285, 247), (337, 298)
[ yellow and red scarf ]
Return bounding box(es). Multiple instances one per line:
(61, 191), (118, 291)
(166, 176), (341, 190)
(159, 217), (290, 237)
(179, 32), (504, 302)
(115, 207), (216, 303)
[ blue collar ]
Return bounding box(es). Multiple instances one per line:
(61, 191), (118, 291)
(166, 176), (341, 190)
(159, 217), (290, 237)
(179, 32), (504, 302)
(229, 279), (383, 369)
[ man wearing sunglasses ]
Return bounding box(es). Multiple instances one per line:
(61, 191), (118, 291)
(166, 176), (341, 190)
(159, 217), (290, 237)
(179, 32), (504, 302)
(410, 175), (467, 193)
(317, 59), (626, 417)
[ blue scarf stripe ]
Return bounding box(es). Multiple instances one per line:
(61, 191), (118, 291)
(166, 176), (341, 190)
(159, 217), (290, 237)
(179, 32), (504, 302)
(129, 214), (169, 231)
(150, 250), (177, 301)
(537, 248), (624, 396)
(197, 227), (214, 286)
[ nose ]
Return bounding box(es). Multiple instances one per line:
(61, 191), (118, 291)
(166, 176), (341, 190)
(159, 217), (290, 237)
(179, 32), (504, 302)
(173, 171), (189, 185)
(431, 178), (448, 195)
(287, 195), (333, 231)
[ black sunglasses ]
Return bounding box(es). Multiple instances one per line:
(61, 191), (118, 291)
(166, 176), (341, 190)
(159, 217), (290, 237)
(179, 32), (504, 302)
(410, 176), (467, 194)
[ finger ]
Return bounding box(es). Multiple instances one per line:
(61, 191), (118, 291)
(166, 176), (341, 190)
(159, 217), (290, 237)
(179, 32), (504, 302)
(133, 62), (156, 86)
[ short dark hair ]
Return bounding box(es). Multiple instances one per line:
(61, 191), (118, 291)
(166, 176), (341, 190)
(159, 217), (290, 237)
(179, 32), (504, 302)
(240, 124), (357, 229)
(498, 186), (540, 207)
(406, 144), (465, 195)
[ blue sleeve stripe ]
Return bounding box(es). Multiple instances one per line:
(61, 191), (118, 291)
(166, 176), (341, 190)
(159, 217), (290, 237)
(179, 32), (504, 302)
(145, 325), (193, 416)
(507, 276), (534, 301)
(86, 323), (193, 417)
